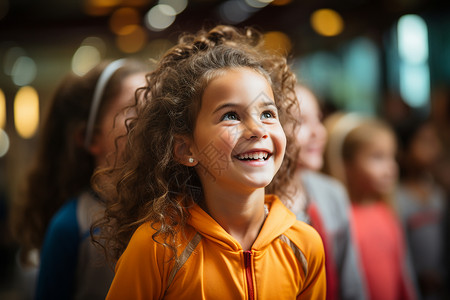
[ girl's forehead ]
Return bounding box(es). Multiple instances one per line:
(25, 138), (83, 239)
(362, 130), (396, 148)
(347, 126), (395, 150)
(197, 69), (274, 115)
(204, 67), (270, 85)
(203, 68), (272, 96)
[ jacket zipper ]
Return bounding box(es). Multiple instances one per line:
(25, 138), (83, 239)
(244, 250), (254, 300)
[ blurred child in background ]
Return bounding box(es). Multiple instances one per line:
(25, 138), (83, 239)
(324, 113), (417, 300)
(395, 117), (446, 300)
(288, 84), (367, 300)
(11, 59), (147, 300)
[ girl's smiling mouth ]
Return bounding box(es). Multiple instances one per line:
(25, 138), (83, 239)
(235, 150), (271, 161)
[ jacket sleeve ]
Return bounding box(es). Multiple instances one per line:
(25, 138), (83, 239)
(291, 225), (327, 300)
(106, 224), (169, 300)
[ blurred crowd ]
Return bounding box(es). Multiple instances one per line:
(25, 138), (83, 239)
(322, 84), (450, 300)
(0, 43), (449, 300)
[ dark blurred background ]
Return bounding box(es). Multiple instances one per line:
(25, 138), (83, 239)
(0, 0), (449, 298)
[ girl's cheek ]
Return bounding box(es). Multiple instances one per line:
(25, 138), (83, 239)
(295, 127), (309, 147)
(219, 126), (240, 146)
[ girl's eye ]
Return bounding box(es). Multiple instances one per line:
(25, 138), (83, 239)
(221, 111), (239, 121)
(261, 110), (275, 119)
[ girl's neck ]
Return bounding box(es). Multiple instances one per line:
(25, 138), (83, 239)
(202, 186), (266, 251)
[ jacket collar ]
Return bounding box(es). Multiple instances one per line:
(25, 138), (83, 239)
(187, 195), (297, 251)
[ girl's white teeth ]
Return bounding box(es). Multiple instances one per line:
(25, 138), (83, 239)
(238, 151), (268, 160)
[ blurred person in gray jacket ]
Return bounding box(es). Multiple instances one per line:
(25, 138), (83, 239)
(286, 84), (367, 300)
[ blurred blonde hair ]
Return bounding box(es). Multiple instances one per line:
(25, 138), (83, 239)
(323, 112), (364, 184)
(323, 112), (397, 204)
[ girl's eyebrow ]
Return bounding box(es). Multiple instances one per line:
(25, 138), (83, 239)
(213, 102), (239, 114)
(260, 101), (277, 108)
(213, 100), (276, 114)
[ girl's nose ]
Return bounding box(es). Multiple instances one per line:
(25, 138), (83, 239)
(244, 119), (268, 140)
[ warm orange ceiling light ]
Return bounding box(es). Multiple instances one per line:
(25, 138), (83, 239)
(310, 9), (344, 37)
(116, 25), (147, 53)
(14, 86), (39, 139)
(84, 0), (120, 16)
(109, 7), (140, 34)
(263, 31), (292, 55)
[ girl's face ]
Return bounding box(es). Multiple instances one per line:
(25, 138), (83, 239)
(294, 86), (327, 171)
(91, 73), (146, 167)
(345, 130), (398, 198)
(191, 67), (286, 194)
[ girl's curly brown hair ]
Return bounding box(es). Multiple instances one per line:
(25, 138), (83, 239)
(93, 25), (300, 262)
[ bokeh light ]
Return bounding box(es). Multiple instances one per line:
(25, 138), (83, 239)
(83, 0), (120, 16)
(398, 14), (428, 64)
(81, 36), (107, 58)
(311, 9), (344, 37)
(245, 0), (271, 9)
(219, 0), (253, 24)
(3, 46), (26, 76)
(145, 4), (176, 31)
(399, 64), (430, 108)
(14, 86), (39, 139)
(0, 89), (5, 128)
(263, 31), (292, 55)
(159, 0), (188, 14)
(342, 37), (380, 112)
(0, 129), (10, 157)
(116, 25), (148, 53)
(398, 14), (430, 108)
(72, 45), (101, 76)
(11, 56), (37, 86)
(109, 7), (140, 35)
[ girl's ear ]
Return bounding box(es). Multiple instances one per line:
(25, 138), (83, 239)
(173, 135), (198, 167)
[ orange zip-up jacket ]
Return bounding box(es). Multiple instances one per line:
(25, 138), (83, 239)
(106, 195), (326, 299)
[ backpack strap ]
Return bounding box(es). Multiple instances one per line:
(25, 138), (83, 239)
(165, 232), (202, 294)
(279, 234), (308, 277)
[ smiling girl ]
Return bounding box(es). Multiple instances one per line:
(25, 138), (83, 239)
(95, 25), (326, 299)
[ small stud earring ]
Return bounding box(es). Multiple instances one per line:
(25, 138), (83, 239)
(188, 157), (194, 163)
